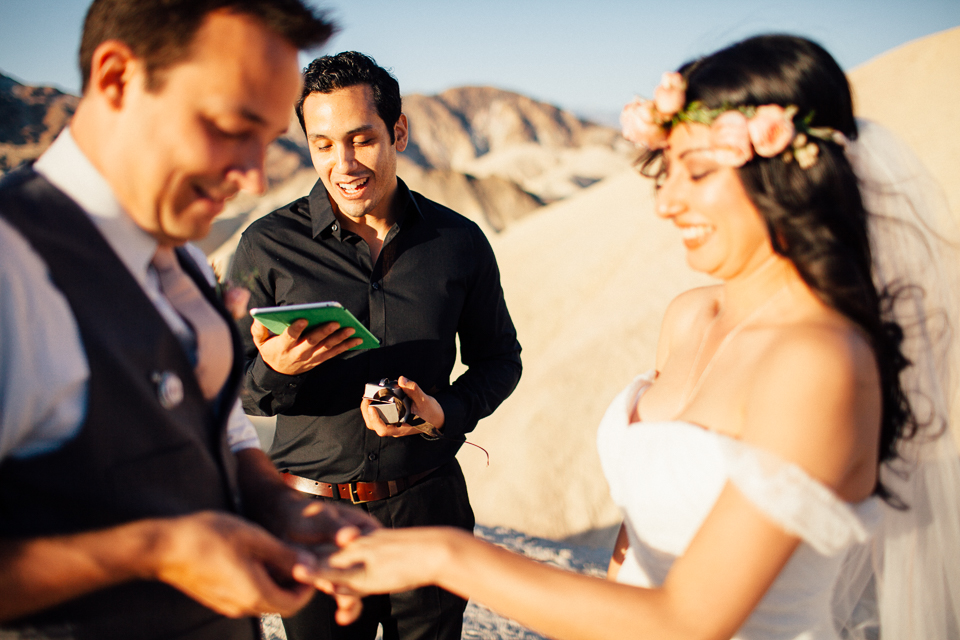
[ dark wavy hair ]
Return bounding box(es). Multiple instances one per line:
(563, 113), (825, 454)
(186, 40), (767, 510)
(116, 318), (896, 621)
(641, 35), (917, 505)
(296, 51), (402, 143)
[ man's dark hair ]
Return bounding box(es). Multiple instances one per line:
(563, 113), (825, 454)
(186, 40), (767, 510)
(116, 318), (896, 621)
(79, 0), (335, 93)
(296, 51), (402, 143)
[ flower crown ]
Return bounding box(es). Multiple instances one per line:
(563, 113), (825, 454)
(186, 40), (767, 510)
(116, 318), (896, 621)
(621, 72), (846, 169)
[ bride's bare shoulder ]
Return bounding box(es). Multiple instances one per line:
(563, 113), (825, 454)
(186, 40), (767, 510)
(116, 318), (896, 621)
(759, 314), (877, 388)
(742, 316), (881, 497)
(656, 286), (722, 368)
(663, 285), (721, 334)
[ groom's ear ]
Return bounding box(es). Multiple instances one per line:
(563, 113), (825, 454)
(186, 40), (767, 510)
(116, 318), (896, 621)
(86, 40), (141, 109)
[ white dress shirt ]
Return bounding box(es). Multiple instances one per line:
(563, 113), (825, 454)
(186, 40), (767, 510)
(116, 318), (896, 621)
(0, 129), (260, 461)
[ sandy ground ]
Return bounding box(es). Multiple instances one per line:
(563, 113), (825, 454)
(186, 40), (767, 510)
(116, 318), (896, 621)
(259, 524), (610, 640)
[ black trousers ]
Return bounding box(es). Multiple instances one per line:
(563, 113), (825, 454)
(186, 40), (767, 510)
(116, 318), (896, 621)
(282, 459), (475, 640)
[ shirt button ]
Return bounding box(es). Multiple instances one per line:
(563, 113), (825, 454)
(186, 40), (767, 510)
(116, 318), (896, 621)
(367, 452), (378, 461)
(331, 223), (338, 231)
(371, 282), (380, 290)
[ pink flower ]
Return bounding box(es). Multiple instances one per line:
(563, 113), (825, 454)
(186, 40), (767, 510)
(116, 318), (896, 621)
(620, 98), (668, 149)
(653, 72), (686, 117)
(709, 110), (753, 167)
(222, 285), (251, 320)
(747, 105), (795, 157)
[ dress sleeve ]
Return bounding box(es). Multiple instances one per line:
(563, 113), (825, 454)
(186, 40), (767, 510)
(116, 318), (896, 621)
(717, 437), (879, 556)
(596, 371), (657, 507)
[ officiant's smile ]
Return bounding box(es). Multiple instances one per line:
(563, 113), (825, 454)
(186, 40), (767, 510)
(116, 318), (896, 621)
(302, 83), (409, 224)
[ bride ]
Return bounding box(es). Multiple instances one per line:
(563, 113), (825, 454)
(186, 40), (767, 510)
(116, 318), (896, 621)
(310, 35), (960, 640)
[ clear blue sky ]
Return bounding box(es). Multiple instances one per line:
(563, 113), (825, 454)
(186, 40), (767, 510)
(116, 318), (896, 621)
(1, 0), (958, 118)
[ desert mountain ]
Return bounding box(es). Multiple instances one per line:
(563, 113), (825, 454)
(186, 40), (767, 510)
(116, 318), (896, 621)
(202, 88), (630, 265)
(0, 73), (78, 174)
(0, 73), (630, 261)
(389, 87), (633, 239)
(402, 87), (634, 201)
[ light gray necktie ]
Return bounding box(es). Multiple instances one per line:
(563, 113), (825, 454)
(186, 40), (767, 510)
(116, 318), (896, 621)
(152, 246), (232, 400)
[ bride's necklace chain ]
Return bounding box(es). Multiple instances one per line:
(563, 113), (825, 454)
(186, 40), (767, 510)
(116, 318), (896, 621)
(674, 285), (789, 418)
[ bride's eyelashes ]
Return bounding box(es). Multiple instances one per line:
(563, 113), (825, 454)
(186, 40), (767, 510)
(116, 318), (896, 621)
(684, 157), (721, 182)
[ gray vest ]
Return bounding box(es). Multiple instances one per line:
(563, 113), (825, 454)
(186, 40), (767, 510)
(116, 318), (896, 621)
(0, 168), (257, 640)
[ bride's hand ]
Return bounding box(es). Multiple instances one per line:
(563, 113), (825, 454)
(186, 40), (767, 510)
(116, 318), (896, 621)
(308, 527), (462, 596)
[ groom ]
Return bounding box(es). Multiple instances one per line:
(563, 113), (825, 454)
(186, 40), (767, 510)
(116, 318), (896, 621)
(0, 1), (376, 638)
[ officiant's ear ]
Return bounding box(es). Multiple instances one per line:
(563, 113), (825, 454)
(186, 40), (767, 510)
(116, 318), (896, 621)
(393, 114), (408, 153)
(86, 40), (140, 107)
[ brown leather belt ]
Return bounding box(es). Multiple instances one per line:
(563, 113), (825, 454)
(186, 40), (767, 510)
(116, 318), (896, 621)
(281, 467), (439, 504)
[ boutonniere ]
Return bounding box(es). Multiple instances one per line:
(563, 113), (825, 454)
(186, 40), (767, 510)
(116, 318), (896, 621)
(213, 265), (258, 320)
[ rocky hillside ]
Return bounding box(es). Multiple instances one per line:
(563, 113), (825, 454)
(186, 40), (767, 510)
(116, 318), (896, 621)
(0, 73), (78, 174)
(402, 86), (633, 202)
(227, 86), (633, 244)
(0, 73), (632, 255)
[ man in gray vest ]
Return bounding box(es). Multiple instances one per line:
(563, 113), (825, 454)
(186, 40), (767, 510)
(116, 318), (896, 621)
(0, 1), (376, 638)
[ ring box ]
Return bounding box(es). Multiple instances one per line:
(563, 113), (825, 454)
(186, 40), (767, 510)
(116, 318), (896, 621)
(363, 381), (410, 424)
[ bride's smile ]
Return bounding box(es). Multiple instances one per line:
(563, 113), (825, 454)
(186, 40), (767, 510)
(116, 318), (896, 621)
(656, 124), (775, 281)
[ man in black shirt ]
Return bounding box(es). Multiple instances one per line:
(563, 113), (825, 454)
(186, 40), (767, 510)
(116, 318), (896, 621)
(230, 51), (522, 640)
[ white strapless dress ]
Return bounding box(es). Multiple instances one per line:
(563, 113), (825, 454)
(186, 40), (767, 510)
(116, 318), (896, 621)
(597, 373), (881, 640)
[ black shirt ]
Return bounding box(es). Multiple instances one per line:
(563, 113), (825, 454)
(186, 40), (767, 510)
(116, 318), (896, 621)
(231, 178), (521, 482)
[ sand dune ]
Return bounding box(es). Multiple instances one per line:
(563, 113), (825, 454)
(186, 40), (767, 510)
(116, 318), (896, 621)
(457, 171), (710, 541)
(848, 26), (960, 218)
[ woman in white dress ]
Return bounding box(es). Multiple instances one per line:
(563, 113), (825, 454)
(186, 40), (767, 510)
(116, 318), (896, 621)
(312, 35), (960, 640)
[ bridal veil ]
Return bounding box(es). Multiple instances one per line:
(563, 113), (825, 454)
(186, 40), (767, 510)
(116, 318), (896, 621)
(833, 120), (960, 639)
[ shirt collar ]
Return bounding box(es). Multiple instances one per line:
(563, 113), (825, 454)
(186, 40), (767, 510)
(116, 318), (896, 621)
(308, 177), (424, 241)
(33, 128), (159, 285)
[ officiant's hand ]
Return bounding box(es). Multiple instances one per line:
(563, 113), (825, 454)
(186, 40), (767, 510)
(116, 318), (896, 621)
(360, 376), (444, 437)
(252, 319), (362, 375)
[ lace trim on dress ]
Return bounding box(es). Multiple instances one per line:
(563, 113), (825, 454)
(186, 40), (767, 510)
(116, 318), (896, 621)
(717, 437), (877, 556)
(618, 369), (878, 556)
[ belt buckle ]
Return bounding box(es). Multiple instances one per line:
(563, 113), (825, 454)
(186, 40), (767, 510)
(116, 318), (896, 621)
(348, 483), (368, 504)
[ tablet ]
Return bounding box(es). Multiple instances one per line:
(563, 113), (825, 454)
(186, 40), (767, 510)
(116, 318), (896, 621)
(249, 301), (380, 350)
